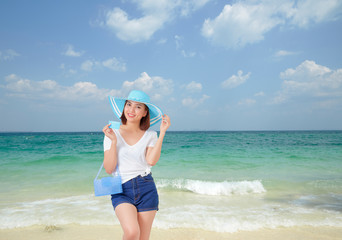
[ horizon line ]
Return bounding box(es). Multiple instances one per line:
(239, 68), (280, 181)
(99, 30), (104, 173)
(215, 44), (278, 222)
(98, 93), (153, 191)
(1, 129), (341, 134)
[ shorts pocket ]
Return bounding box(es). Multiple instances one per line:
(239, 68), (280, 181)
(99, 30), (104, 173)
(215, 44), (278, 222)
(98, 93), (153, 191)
(140, 174), (154, 183)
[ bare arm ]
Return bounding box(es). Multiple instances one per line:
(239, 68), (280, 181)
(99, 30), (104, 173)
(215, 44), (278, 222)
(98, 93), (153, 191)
(102, 124), (118, 174)
(146, 115), (170, 166)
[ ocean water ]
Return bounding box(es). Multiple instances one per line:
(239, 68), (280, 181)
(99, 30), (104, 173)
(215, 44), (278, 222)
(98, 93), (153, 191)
(0, 131), (342, 232)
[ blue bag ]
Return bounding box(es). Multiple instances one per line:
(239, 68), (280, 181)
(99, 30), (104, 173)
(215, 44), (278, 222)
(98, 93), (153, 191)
(94, 163), (122, 197)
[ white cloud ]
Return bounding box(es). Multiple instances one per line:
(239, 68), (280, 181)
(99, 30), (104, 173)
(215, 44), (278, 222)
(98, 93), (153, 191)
(60, 63), (77, 75)
(182, 94), (210, 108)
(201, 0), (342, 48)
(181, 80), (209, 108)
(63, 44), (83, 57)
(175, 35), (182, 49)
(183, 81), (202, 92)
(254, 91), (265, 97)
(68, 69), (77, 74)
(2, 72), (174, 102)
(102, 0), (211, 43)
(272, 60), (342, 104)
(238, 98), (256, 106)
(80, 58), (126, 72)
(57, 82), (118, 101)
(202, 1), (284, 49)
(157, 38), (167, 44)
(175, 35), (196, 58)
(222, 70), (251, 89)
(181, 50), (196, 58)
(102, 57), (126, 72)
(0, 49), (20, 61)
(81, 60), (95, 72)
(2, 74), (119, 101)
(178, 0), (212, 16)
(4, 74), (34, 92)
(237, 92), (264, 107)
(289, 0), (342, 27)
(105, 7), (165, 43)
(122, 72), (173, 100)
(275, 50), (298, 57)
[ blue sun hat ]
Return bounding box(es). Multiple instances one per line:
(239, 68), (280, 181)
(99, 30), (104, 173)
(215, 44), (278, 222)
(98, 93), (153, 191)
(108, 90), (163, 126)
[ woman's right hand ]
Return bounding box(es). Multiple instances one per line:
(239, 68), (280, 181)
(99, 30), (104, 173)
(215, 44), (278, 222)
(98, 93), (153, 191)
(102, 124), (117, 142)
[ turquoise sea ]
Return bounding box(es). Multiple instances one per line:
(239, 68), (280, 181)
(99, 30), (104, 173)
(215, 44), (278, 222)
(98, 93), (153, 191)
(1, 131), (342, 232)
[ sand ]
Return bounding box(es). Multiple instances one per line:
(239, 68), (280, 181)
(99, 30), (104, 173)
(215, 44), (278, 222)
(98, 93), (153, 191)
(1, 225), (342, 240)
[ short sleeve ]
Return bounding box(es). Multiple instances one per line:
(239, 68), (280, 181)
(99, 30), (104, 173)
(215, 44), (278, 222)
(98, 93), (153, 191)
(147, 130), (158, 147)
(103, 135), (112, 152)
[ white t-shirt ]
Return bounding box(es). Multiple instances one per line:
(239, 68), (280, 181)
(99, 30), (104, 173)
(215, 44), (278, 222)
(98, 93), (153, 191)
(103, 129), (158, 183)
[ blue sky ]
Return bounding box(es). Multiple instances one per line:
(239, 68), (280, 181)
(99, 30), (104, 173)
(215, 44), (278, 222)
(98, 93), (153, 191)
(1, 0), (342, 131)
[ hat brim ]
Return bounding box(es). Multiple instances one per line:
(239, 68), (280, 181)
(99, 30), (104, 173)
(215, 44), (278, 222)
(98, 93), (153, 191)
(108, 96), (163, 126)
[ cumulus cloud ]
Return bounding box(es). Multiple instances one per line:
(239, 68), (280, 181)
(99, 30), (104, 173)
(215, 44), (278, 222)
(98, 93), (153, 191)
(178, 0), (212, 16)
(102, 0), (211, 43)
(81, 60), (95, 72)
(60, 63), (77, 75)
(183, 81), (202, 92)
(202, 2), (284, 49)
(105, 7), (165, 43)
(201, 0), (342, 48)
(180, 80), (209, 108)
(2, 74), (118, 101)
(0, 49), (20, 61)
(222, 70), (251, 89)
(237, 92), (264, 106)
(182, 94), (210, 108)
(1, 72), (174, 103)
(272, 60), (342, 104)
(63, 44), (83, 57)
(289, 0), (342, 27)
(122, 72), (173, 100)
(80, 58), (126, 72)
(102, 57), (126, 72)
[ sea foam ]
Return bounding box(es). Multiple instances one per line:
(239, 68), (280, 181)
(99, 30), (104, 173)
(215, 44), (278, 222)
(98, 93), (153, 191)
(156, 179), (266, 196)
(1, 192), (342, 232)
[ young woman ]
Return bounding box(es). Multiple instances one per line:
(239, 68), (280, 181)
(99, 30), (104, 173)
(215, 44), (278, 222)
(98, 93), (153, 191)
(102, 90), (170, 240)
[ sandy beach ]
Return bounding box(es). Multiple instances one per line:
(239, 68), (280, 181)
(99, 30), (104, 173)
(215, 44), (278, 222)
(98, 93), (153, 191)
(1, 225), (342, 240)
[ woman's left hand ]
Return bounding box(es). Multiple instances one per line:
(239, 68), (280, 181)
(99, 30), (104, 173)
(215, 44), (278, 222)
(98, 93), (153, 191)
(160, 114), (170, 133)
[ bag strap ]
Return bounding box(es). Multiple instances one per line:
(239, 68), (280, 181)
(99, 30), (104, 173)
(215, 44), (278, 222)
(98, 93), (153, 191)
(95, 163), (104, 181)
(95, 163), (119, 181)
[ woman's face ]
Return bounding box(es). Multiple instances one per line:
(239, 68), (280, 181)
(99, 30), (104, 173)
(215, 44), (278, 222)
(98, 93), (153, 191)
(124, 100), (148, 123)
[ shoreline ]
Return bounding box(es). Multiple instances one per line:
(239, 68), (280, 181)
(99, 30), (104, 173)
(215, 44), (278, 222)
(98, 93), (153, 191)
(1, 130), (342, 134)
(1, 225), (342, 240)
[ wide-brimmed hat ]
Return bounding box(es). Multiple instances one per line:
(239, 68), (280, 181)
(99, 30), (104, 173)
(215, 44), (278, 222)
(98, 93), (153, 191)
(108, 90), (163, 126)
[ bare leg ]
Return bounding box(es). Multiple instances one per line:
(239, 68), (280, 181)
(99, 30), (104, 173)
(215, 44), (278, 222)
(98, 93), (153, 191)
(138, 210), (157, 240)
(115, 203), (140, 240)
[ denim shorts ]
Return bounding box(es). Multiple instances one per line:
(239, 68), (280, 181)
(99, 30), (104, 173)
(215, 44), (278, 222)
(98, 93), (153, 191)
(111, 173), (159, 212)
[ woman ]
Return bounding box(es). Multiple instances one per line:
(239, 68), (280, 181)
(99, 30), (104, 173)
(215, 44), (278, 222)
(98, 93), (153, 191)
(102, 90), (170, 240)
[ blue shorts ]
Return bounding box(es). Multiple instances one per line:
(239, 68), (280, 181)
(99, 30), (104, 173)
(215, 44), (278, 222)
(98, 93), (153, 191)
(111, 173), (159, 212)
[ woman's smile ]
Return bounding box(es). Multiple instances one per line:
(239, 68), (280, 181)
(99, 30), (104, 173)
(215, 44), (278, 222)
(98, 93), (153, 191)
(127, 113), (136, 118)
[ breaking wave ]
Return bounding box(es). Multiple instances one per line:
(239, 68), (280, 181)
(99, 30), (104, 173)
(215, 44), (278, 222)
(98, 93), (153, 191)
(156, 179), (266, 196)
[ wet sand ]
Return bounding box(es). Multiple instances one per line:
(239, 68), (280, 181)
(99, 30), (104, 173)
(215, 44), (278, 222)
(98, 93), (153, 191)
(1, 224), (342, 240)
